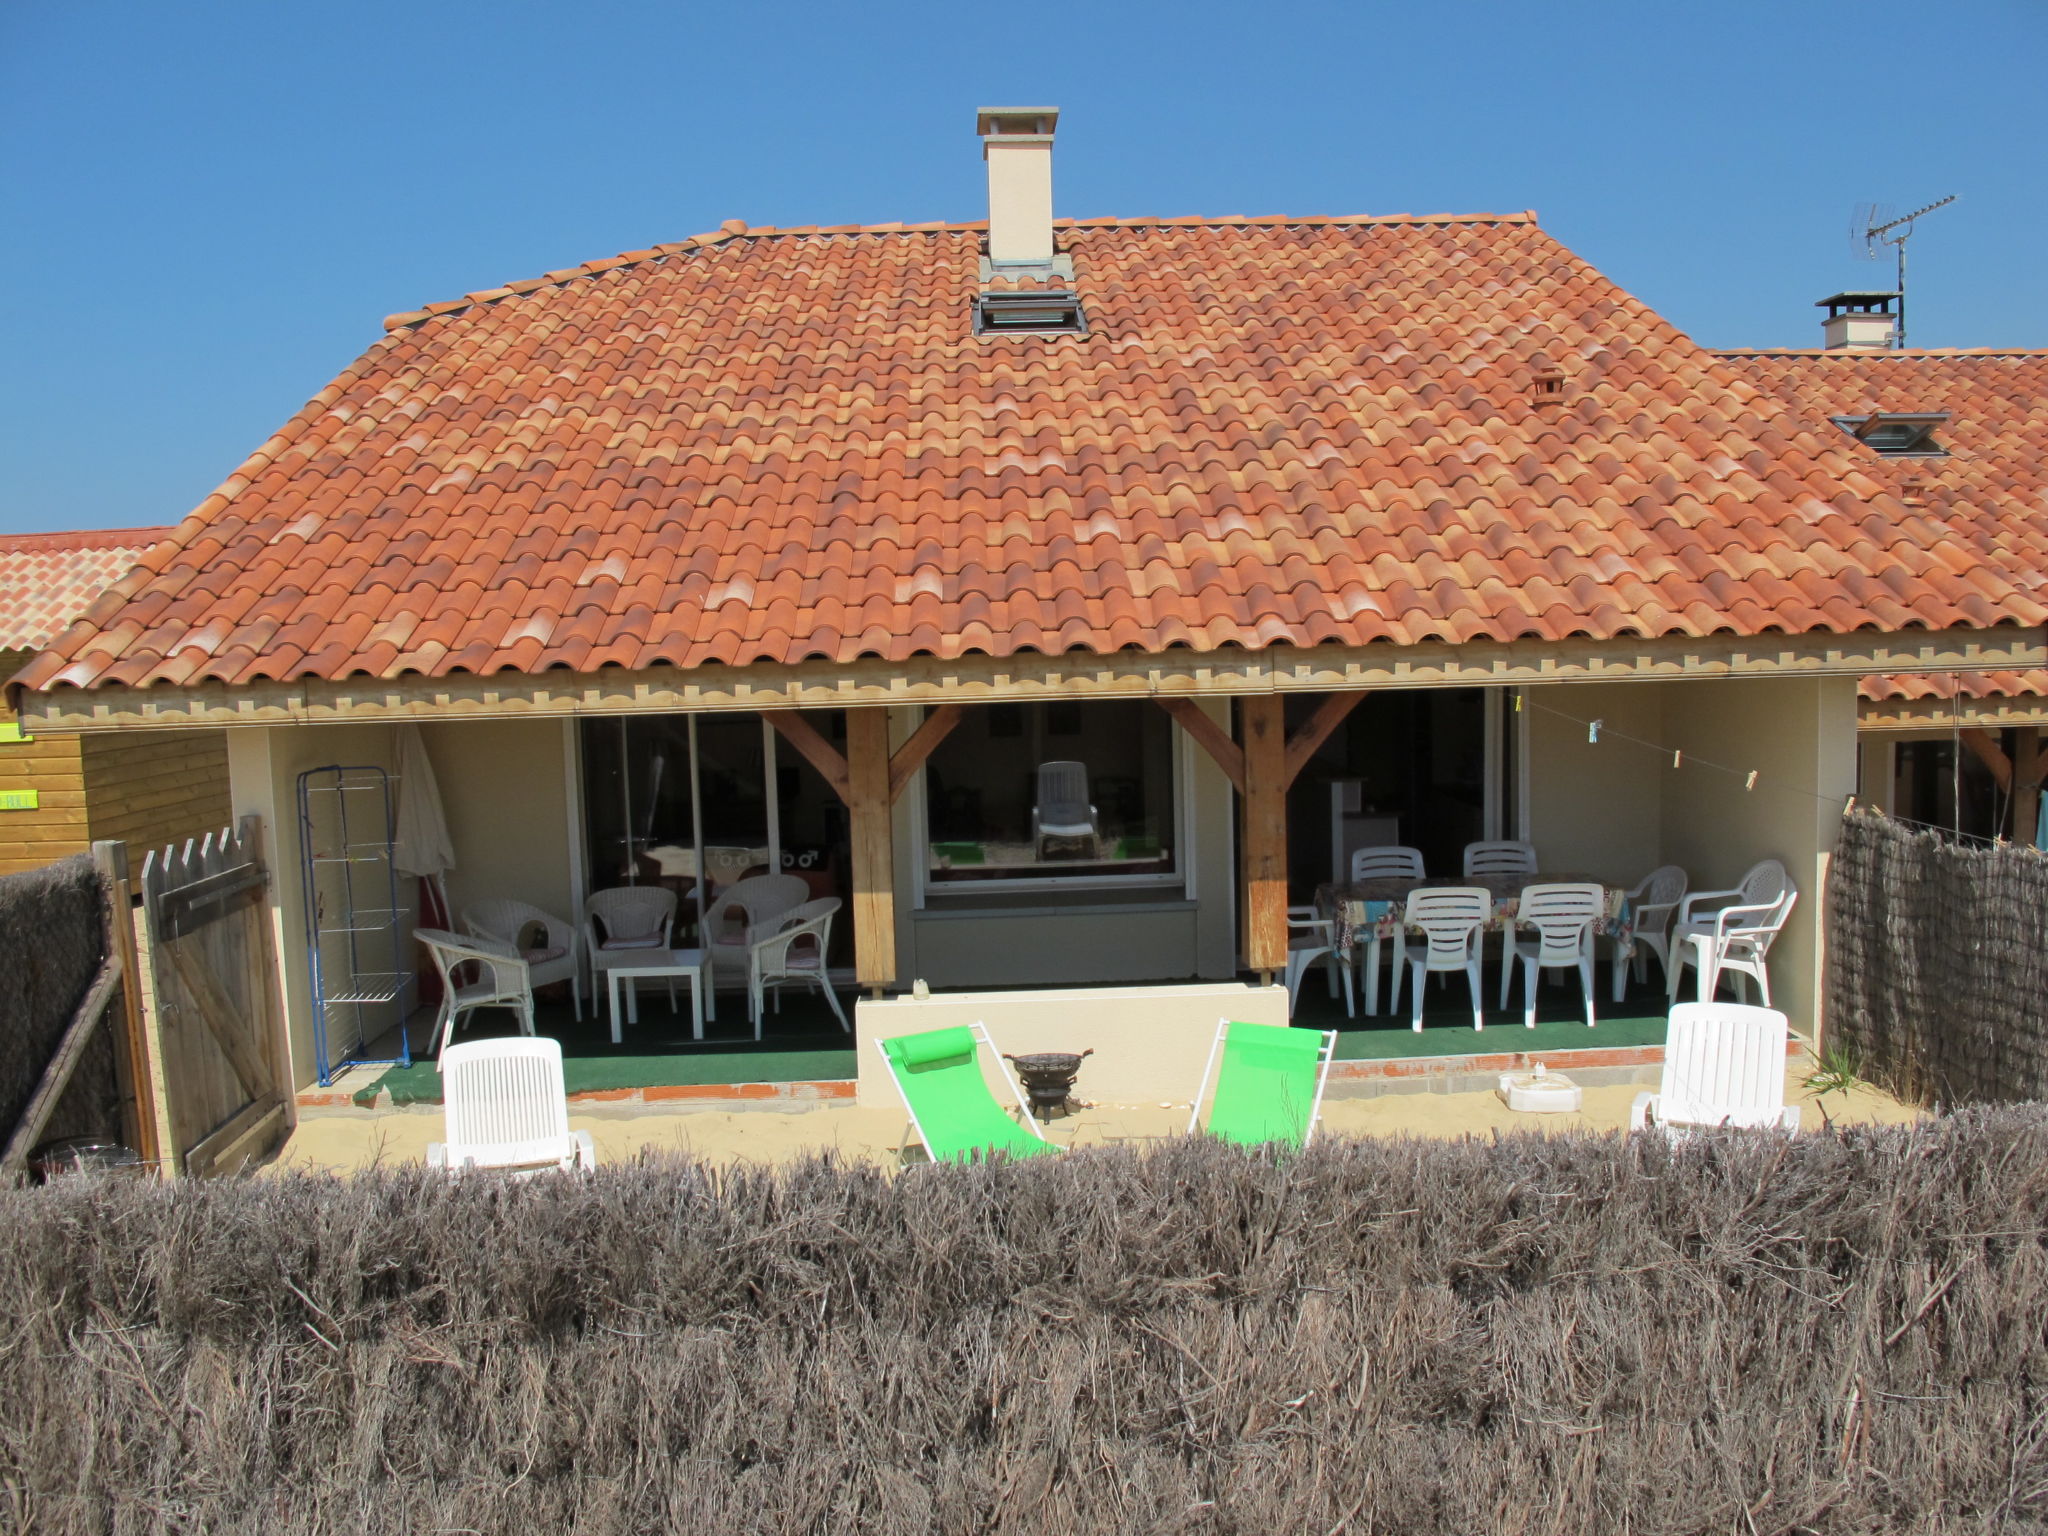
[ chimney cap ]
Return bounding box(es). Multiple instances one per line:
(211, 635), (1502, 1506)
(1816, 290), (1900, 316)
(976, 106), (1059, 141)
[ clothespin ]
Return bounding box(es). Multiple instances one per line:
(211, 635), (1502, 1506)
(1744, 770), (1758, 791)
(1671, 749), (1682, 769)
(1843, 793), (1857, 815)
(1587, 719), (1602, 744)
(1514, 693), (1523, 712)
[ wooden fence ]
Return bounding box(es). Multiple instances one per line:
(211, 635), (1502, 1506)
(137, 815), (290, 1176)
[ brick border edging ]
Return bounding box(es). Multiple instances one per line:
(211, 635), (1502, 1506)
(297, 1037), (1805, 1110)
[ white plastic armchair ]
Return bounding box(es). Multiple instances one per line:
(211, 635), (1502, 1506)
(1614, 864), (1687, 1000)
(1031, 761), (1101, 856)
(748, 896), (848, 1035)
(1403, 887), (1491, 1032)
(1283, 905), (1354, 1019)
(416, 928), (535, 1062)
(703, 873), (810, 990)
(1668, 860), (1795, 1005)
(427, 1036), (595, 1175)
(1630, 1002), (1799, 1135)
(1349, 845), (1427, 881)
(1503, 883), (1603, 1029)
(464, 898), (583, 1021)
(1462, 840), (1537, 877)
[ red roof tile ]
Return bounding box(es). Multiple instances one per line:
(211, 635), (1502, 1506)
(0, 527), (171, 652)
(1722, 349), (2048, 707)
(19, 219), (2045, 695)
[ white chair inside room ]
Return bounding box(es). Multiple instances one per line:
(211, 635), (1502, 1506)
(1349, 845), (1427, 881)
(747, 896), (849, 1034)
(1630, 1002), (1800, 1135)
(416, 928), (536, 1063)
(584, 885), (680, 1012)
(1462, 840), (1538, 877)
(1346, 845), (1427, 1013)
(1402, 886), (1491, 1032)
(1503, 882), (1604, 1029)
(1031, 760), (1101, 858)
(1668, 859), (1796, 1006)
(702, 873), (811, 992)
(1614, 864), (1687, 1000)
(1283, 906), (1354, 1020)
(462, 898), (583, 1021)
(428, 1036), (596, 1175)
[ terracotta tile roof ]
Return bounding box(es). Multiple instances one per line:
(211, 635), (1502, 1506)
(20, 217), (2045, 695)
(1721, 349), (2048, 709)
(0, 527), (171, 652)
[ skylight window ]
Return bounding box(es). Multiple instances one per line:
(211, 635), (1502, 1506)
(1829, 412), (1949, 457)
(973, 289), (1086, 336)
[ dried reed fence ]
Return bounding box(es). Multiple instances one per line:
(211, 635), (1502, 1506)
(5, 1121), (2048, 1534)
(0, 854), (120, 1161)
(1827, 807), (2048, 1106)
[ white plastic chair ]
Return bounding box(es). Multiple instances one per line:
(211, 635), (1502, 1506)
(702, 873), (810, 990)
(1504, 883), (1603, 1029)
(463, 898), (583, 1021)
(1668, 860), (1796, 1005)
(1613, 864), (1687, 1000)
(416, 928), (535, 1062)
(1283, 906), (1354, 1019)
(1462, 840), (1537, 876)
(584, 885), (679, 1012)
(1031, 761), (1101, 857)
(1349, 845), (1427, 881)
(1630, 1002), (1800, 1135)
(427, 1036), (596, 1175)
(1403, 887), (1491, 1032)
(1343, 846), (1426, 1013)
(748, 896), (849, 1035)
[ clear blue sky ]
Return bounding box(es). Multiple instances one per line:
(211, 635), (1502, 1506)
(3, 0), (2043, 534)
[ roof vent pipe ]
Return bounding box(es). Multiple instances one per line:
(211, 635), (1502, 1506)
(976, 107), (1058, 266)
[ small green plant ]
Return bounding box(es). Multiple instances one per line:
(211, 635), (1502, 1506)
(1803, 1038), (1865, 1099)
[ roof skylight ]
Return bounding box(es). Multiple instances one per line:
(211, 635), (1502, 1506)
(1829, 412), (1949, 457)
(973, 289), (1085, 336)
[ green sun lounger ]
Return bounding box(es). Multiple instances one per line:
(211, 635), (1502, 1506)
(877, 1023), (1059, 1163)
(1188, 1019), (1338, 1147)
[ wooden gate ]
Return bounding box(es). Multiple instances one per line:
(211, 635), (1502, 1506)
(138, 814), (290, 1176)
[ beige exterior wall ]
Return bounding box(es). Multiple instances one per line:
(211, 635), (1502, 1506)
(81, 728), (232, 858)
(1525, 681), (1666, 884)
(891, 698), (1239, 991)
(855, 981), (1289, 1110)
(418, 719), (576, 925)
(1658, 677), (1858, 1038)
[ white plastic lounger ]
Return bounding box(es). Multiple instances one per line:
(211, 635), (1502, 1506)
(1630, 1002), (1800, 1135)
(427, 1036), (595, 1175)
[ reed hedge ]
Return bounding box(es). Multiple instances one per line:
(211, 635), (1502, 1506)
(4, 1117), (2047, 1534)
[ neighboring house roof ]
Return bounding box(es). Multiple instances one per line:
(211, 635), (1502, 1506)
(0, 527), (170, 652)
(18, 216), (2044, 696)
(1720, 350), (2048, 714)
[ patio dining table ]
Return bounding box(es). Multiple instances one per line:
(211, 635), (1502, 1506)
(1312, 873), (1637, 1016)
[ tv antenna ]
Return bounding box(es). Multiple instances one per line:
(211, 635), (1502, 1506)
(1852, 194), (1958, 347)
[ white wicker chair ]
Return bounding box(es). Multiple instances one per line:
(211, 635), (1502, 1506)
(416, 928), (535, 1062)
(584, 886), (679, 1012)
(703, 873), (810, 991)
(747, 896), (849, 1034)
(463, 898), (582, 1021)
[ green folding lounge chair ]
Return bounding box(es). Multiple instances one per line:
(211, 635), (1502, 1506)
(1187, 1018), (1338, 1147)
(877, 1023), (1059, 1163)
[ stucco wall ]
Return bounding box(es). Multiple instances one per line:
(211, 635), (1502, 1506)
(1659, 676), (1858, 1037)
(417, 719), (576, 925)
(1525, 681), (1666, 885)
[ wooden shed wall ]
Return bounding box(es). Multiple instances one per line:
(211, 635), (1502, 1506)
(82, 729), (233, 859)
(0, 649), (89, 875)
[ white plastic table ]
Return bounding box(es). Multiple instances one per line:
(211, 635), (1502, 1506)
(600, 947), (711, 1044)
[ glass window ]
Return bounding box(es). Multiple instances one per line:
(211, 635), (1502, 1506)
(923, 700), (1179, 887)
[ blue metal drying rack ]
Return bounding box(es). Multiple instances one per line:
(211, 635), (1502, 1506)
(298, 764), (414, 1086)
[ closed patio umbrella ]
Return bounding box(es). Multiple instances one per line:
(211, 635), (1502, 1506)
(393, 724), (457, 1001)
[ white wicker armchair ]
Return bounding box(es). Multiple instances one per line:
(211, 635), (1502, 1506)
(746, 896), (848, 1034)
(416, 928), (535, 1063)
(463, 898), (583, 1021)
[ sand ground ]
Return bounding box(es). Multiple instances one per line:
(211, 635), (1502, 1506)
(270, 1057), (1921, 1175)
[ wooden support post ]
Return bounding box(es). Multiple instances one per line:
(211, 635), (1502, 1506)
(1157, 698), (1244, 791)
(846, 708), (896, 994)
(1283, 692), (1364, 789)
(1240, 695), (1289, 979)
(93, 840), (159, 1167)
(2015, 728), (2044, 847)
